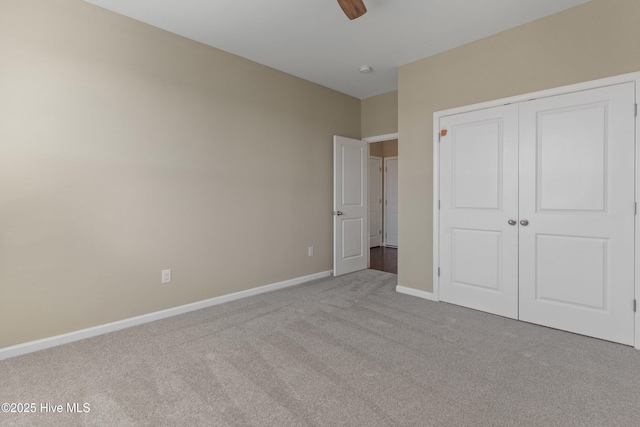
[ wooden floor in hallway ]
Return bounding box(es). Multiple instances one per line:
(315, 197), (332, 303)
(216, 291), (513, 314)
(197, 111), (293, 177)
(370, 246), (397, 274)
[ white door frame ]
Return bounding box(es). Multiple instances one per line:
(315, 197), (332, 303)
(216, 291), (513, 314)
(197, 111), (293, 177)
(383, 156), (399, 247)
(432, 72), (640, 349)
(363, 133), (399, 268)
(369, 156), (383, 248)
(363, 133), (399, 144)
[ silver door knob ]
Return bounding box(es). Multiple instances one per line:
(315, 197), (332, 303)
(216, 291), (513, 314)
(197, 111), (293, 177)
(335, 211), (344, 216)
(520, 219), (529, 226)
(508, 219), (517, 226)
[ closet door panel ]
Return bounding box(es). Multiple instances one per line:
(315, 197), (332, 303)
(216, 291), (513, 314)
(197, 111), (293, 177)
(518, 83), (636, 345)
(439, 104), (519, 319)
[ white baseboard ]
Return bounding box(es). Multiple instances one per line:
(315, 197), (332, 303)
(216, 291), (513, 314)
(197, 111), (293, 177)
(0, 270), (332, 361)
(395, 285), (437, 301)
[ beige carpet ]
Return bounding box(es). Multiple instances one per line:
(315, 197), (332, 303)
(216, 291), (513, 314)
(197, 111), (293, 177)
(1, 269), (640, 426)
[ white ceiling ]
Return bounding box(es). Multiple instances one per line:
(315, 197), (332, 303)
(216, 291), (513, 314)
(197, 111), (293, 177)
(83, 0), (591, 99)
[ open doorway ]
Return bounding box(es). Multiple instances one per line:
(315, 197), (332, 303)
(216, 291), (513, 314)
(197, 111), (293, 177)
(367, 137), (398, 274)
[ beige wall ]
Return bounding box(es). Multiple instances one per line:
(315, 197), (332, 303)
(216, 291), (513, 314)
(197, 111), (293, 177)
(369, 140), (398, 159)
(0, 0), (360, 348)
(398, 0), (640, 293)
(362, 91), (398, 137)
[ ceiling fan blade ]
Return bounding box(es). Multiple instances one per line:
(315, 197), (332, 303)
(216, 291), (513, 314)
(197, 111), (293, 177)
(337, 0), (367, 20)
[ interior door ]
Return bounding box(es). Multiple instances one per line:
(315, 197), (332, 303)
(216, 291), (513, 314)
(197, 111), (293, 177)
(518, 83), (636, 345)
(334, 135), (368, 276)
(439, 104), (520, 319)
(369, 156), (383, 248)
(384, 157), (399, 247)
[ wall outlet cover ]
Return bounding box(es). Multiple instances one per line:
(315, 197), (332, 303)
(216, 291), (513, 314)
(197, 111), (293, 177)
(162, 269), (172, 284)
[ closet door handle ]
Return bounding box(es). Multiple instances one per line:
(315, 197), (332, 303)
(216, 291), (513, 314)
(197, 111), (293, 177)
(520, 219), (529, 226)
(507, 219), (517, 226)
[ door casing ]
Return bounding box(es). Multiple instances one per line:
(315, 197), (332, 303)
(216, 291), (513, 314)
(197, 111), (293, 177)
(432, 72), (640, 350)
(369, 156), (383, 248)
(384, 157), (399, 247)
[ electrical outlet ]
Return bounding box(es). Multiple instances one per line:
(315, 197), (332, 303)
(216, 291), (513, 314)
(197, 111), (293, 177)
(162, 269), (171, 284)
(308, 246), (314, 256)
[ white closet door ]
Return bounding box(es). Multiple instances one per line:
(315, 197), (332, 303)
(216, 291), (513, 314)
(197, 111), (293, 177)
(518, 83), (636, 345)
(439, 104), (520, 319)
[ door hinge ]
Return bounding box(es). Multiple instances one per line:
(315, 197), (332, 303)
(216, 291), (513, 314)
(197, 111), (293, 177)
(385, 167), (388, 172)
(634, 299), (637, 312)
(385, 200), (388, 206)
(635, 103), (638, 117)
(379, 167), (382, 172)
(635, 202), (637, 216)
(379, 230), (382, 235)
(438, 200), (441, 210)
(438, 267), (440, 277)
